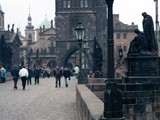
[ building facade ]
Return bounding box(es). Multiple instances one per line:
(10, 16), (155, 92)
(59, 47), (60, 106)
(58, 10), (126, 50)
(113, 14), (138, 77)
(0, 4), (22, 70)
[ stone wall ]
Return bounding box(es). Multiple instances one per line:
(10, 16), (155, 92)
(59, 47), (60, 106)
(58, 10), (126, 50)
(76, 85), (103, 120)
(85, 77), (160, 120)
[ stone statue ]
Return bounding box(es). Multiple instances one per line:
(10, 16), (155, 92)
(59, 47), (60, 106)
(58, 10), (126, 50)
(92, 37), (103, 77)
(142, 12), (158, 53)
(128, 13), (158, 56)
(7, 24), (10, 31)
(11, 24), (14, 33)
(51, 20), (53, 28)
(128, 29), (148, 55)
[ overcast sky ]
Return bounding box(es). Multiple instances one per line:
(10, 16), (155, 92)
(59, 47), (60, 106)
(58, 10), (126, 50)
(0, 0), (158, 36)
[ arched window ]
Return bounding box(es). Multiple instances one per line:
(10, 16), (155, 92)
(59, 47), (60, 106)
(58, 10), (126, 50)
(84, 0), (88, 7)
(63, 1), (67, 8)
(80, 0), (84, 8)
(28, 33), (32, 43)
(67, 0), (71, 8)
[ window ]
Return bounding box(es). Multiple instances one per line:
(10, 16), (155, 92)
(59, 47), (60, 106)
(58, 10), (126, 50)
(53, 41), (56, 47)
(44, 48), (46, 54)
(117, 46), (121, 52)
(0, 17), (1, 26)
(123, 46), (127, 52)
(41, 49), (44, 54)
(51, 42), (53, 47)
(67, 0), (71, 8)
(116, 23), (121, 29)
(84, 0), (88, 7)
(28, 33), (32, 43)
(80, 0), (84, 8)
(63, 1), (67, 8)
(123, 33), (127, 39)
(116, 33), (120, 39)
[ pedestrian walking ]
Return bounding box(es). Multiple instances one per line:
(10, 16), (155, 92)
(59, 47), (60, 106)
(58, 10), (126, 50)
(0, 66), (7, 83)
(19, 66), (28, 90)
(54, 66), (62, 87)
(63, 67), (71, 87)
(74, 65), (79, 78)
(46, 67), (51, 78)
(27, 67), (33, 85)
(34, 67), (40, 84)
(11, 65), (19, 89)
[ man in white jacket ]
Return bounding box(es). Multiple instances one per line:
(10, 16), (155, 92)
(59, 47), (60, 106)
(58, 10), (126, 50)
(19, 66), (28, 90)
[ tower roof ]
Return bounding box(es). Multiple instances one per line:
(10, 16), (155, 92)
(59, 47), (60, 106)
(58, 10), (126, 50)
(0, 4), (4, 14)
(25, 7), (34, 30)
(37, 15), (51, 29)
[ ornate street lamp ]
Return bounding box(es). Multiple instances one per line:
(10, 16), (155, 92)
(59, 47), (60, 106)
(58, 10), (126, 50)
(75, 22), (85, 84)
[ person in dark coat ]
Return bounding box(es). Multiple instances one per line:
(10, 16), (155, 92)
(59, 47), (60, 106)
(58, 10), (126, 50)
(54, 66), (62, 87)
(34, 67), (40, 84)
(11, 65), (19, 89)
(0, 66), (7, 83)
(27, 67), (33, 85)
(63, 67), (71, 87)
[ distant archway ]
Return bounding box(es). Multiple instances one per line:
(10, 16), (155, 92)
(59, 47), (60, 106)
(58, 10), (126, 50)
(60, 47), (79, 67)
(47, 60), (57, 68)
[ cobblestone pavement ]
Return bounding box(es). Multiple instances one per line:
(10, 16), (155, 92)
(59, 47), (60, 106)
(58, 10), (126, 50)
(0, 76), (79, 120)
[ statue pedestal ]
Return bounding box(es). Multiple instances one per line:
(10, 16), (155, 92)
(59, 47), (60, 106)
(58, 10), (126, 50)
(124, 55), (160, 83)
(122, 55), (160, 120)
(99, 117), (125, 120)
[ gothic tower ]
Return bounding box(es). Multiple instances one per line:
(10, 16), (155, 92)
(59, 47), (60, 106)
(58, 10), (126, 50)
(55, 0), (98, 41)
(0, 4), (5, 31)
(25, 7), (35, 43)
(55, 0), (108, 76)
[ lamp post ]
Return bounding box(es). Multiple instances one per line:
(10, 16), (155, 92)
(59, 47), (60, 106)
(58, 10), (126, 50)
(99, 0), (124, 119)
(75, 22), (85, 84)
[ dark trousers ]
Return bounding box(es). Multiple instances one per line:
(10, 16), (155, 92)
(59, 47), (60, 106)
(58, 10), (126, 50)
(1, 77), (6, 83)
(35, 77), (39, 84)
(21, 76), (27, 90)
(27, 77), (32, 85)
(55, 77), (61, 87)
(13, 77), (18, 89)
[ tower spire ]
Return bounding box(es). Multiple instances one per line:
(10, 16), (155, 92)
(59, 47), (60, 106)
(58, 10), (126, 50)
(25, 6), (34, 29)
(0, 4), (5, 31)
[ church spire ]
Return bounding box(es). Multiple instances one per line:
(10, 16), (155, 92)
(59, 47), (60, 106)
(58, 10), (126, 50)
(0, 4), (5, 31)
(0, 4), (4, 15)
(25, 6), (34, 30)
(0, 4), (2, 11)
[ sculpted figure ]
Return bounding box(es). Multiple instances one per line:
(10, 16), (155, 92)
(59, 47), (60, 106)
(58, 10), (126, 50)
(142, 12), (158, 53)
(128, 29), (147, 55)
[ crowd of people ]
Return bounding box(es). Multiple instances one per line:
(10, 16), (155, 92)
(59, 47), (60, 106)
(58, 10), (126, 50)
(0, 64), (80, 90)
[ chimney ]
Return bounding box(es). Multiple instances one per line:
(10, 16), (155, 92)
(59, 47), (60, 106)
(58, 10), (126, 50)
(113, 14), (119, 21)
